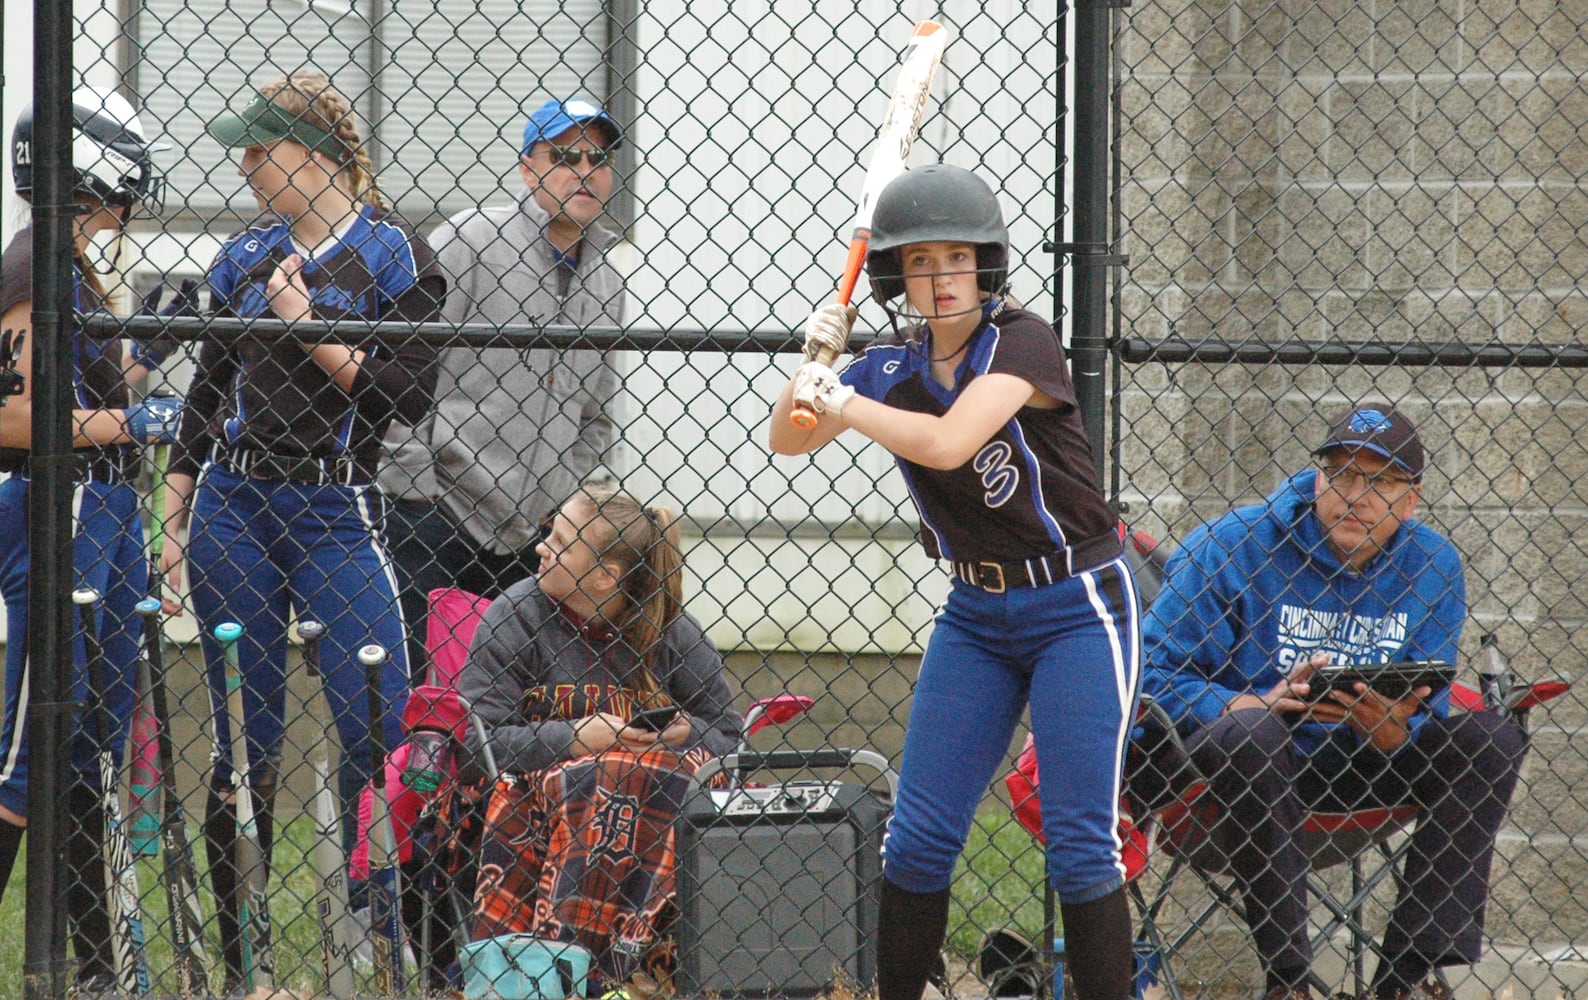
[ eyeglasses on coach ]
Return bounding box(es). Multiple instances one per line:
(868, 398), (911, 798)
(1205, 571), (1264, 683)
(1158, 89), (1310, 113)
(1317, 460), (1418, 499)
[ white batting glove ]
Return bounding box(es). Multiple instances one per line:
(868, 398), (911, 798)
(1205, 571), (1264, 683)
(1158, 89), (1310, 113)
(792, 361), (855, 417)
(791, 362), (824, 411)
(802, 302), (858, 363)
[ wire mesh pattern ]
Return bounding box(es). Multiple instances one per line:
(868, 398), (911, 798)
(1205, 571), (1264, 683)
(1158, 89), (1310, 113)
(3, 1), (1586, 998)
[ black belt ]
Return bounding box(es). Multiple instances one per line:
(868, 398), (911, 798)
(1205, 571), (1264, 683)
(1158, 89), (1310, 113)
(211, 445), (365, 486)
(952, 532), (1124, 594)
(7, 452), (131, 484)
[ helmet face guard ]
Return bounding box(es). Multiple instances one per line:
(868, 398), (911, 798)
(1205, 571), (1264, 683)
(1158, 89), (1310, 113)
(12, 86), (164, 215)
(865, 163), (1010, 307)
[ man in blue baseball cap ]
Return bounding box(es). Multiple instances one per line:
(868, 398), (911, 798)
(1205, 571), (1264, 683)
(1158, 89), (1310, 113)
(517, 97), (624, 250)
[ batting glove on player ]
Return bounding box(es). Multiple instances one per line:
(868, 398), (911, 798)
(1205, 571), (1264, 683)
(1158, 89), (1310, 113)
(802, 302), (858, 363)
(791, 361), (856, 417)
(130, 278), (202, 371)
(124, 393), (184, 445)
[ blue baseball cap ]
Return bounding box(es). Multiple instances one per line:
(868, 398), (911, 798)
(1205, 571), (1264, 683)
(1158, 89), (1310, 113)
(521, 98), (622, 154)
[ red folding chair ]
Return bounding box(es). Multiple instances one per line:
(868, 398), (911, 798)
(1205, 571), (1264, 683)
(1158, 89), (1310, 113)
(1005, 649), (1569, 999)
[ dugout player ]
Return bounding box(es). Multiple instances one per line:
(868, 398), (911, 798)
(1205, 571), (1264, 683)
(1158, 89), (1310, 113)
(379, 96), (625, 685)
(0, 86), (178, 987)
(769, 164), (1141, 1000)
(158, 71), (443, 993)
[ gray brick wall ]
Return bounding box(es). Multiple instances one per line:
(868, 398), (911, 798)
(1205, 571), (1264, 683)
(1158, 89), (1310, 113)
(1114, 0), (1588, 961)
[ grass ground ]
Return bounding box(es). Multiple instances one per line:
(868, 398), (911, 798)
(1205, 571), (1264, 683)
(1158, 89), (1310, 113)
(0, 807), (1043, 1000)
(0, 815), (355, 999)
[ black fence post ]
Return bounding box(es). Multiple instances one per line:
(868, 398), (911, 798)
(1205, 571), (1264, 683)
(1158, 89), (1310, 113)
(24, 3), (77, 998)
(1063, 0), (1121, 492)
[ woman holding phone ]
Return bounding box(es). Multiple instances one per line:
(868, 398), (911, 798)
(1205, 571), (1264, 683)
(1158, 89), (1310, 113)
(455, 485), (743, 994)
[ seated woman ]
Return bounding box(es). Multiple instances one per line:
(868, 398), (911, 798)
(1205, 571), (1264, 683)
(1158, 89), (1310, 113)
(458, 485), (744, 994)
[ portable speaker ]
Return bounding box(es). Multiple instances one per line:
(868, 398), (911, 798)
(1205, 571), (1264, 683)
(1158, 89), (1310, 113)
(674, 749), (897, 998)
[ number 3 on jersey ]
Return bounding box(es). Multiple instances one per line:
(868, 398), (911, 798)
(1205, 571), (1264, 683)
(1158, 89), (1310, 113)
(974, 442), (1019, 507)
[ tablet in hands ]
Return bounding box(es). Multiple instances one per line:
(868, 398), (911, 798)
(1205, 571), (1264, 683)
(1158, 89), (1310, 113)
(1305, 660), (1455, 701)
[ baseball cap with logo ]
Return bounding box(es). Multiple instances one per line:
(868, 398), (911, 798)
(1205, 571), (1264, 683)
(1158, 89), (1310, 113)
(521, 98), (623, 154)
(1314, 404), (1425, 479)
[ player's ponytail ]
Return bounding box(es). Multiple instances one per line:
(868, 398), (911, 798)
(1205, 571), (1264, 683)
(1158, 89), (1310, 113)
(576, 485), (686, 706)
(256, 72), (387, 211)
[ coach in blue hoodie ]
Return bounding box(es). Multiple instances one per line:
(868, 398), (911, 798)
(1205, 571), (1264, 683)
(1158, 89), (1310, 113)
(1142, 405), (1526, 1000)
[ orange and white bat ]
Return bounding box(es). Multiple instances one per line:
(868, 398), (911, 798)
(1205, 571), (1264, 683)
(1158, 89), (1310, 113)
(791, 19), (949, 430)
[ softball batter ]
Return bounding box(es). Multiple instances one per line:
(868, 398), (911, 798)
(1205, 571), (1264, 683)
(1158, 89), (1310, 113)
(159, 72), (443, 992)
(770, 164), (1142, 1000)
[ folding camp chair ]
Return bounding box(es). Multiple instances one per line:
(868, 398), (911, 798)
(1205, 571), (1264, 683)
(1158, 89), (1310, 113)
(1004, 649), (1569, 999)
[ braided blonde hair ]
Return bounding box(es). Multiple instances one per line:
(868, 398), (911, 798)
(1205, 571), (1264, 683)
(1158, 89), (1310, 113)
(256, 71), (386, 210)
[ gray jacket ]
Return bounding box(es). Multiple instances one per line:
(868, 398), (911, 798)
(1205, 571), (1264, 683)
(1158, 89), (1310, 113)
(379, 193), (625, 554)
(458, 577), (744, 778)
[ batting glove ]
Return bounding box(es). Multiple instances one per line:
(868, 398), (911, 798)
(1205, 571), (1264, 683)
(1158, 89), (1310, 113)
(802, 302), (857, 363)
(131, 278), (202, 371)
(792, 361), (855, 417)
(124, 393), (184, 445)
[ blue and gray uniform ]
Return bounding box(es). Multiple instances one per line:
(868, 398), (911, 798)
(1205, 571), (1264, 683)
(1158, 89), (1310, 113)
(839, 304), (1142, 904)
(171, 204), (443, 787)
(0, 228), (144, 817)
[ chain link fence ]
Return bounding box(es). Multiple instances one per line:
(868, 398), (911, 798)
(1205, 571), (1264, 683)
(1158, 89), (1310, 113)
(2, 1), (1586, 998)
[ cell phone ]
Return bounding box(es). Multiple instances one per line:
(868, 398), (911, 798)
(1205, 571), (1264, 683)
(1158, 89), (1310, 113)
(628, 705), (680, 733)
(1305, 660), (1455, 701)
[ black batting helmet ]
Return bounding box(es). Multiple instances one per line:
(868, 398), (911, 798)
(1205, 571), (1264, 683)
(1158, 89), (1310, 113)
(11, 85), (164, 213)
(866, 164), (1009, 305)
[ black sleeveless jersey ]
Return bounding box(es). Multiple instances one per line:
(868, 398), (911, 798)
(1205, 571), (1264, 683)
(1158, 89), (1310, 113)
(840, 306), (1116, 564)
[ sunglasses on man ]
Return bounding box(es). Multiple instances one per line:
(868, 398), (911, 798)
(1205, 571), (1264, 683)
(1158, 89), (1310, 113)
(539, 145), (613, 169)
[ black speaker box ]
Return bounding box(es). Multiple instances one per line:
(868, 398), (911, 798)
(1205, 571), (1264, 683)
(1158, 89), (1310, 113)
(674, 749), (896, 998)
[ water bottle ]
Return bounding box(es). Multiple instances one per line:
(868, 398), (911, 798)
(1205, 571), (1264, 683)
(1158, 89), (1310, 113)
(401, 727), (453, 793)
(1477, 633), (1512, 712)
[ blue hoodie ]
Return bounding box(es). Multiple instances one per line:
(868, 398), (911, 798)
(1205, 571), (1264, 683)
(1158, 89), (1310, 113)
(1142, 469), (1465, 755)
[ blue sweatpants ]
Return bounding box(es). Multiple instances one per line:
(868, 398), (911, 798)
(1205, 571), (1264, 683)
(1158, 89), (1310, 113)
(0, 475), (146, 818)
(186, 465), (408, 789)
(883, 557), (1142, 904)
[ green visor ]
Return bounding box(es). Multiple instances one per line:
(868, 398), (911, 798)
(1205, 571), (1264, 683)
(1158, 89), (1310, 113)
(207, 92), (346, 161)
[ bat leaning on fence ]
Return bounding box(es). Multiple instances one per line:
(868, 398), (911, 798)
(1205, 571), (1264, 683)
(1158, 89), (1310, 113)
(790, 18), (950, 429)
(72, 588), (152, 997)
(127, 648), (161, 857)
(214, 620), (276, 993)
(135, 596), (208, 998)
(127, 437), (175, 858)
(360, 642), (406, 996)
(298, 619), (356, 1000)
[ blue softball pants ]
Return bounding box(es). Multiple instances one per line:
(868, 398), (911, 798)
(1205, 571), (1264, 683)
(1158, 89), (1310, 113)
(883, 556), (1142, 904)
(186, 464), (408, 790)
(0, 475), (146, 818)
